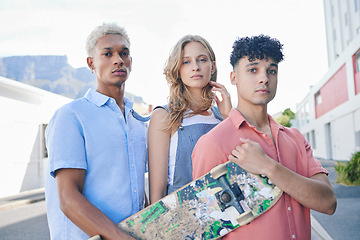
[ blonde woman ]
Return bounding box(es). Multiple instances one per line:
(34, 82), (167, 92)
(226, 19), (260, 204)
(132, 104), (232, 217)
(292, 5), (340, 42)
(148, 35), (232, 203)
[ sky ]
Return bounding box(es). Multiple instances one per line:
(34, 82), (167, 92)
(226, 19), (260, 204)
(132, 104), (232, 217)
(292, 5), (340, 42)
(0, 0), (329, 115)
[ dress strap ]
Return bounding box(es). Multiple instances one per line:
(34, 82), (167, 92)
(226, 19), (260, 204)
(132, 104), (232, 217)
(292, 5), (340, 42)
(154, 105), (222, 123)
(153, 105), (169, 112)
(211, 106), (223, 121)
(130, 109), (150, 122)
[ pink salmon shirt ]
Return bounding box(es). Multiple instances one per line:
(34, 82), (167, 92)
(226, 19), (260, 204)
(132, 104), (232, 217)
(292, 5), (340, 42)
(192, 108), (328, 240)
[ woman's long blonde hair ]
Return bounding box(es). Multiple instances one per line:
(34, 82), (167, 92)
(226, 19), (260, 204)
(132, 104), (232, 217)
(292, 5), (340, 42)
(163, 35), (217, 131)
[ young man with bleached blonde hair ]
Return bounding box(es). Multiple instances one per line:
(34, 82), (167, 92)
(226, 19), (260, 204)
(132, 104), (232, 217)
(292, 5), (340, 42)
(46, 23), (147, 240)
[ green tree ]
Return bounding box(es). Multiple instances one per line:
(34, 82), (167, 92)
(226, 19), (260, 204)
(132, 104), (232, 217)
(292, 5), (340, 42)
(335, 152), (360, 185)
(283, 108), (295, 119)
(275, 115), (291, 127)
(275, 108), (295, 127)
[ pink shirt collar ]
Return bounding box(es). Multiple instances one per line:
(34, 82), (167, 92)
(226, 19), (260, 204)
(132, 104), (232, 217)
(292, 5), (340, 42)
(228, 108), (285, 132)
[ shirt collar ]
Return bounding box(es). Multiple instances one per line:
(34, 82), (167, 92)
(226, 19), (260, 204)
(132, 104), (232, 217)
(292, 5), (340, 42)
(84, 88), (133, 109)
(269, 114), (285, 131)
(84, 88), (110, 107)
(229, 108), (285, 131)
(229, 108), (247, 129)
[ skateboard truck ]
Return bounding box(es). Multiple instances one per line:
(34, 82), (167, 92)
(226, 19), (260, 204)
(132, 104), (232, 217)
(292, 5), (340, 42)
(215, 176), (245, 215)
(211, 163), (255, 226)
(211, 164), (245, 213)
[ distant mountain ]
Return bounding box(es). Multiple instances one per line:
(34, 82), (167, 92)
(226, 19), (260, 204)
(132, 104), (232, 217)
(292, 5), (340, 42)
(0, 55), (145, 103)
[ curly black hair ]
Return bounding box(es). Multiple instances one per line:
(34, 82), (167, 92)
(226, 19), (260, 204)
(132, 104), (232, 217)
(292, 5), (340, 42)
(230, 34), (284, 67)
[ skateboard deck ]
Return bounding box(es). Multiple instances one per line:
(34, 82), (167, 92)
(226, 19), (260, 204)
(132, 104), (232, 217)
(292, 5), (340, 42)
(89, 161), (282, 240)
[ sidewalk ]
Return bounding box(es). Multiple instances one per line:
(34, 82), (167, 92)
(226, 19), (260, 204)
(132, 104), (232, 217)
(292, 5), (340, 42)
(0, 160), (359, 239)
(0, 188), (45, 212)
(311, 159), (360, 240)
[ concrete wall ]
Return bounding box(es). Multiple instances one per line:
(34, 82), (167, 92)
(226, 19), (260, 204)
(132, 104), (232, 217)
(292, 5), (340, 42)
(0, 77), (71, 198)
(296, 35), (360, 161)
(324, 0), (360, 67)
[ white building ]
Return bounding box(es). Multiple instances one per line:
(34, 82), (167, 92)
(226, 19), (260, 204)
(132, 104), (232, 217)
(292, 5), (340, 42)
(296, 0), (360, 161)
(0, 77), (71, 198)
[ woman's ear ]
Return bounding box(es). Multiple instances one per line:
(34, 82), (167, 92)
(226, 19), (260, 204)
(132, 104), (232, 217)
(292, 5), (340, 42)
(211, 61), (216, 75)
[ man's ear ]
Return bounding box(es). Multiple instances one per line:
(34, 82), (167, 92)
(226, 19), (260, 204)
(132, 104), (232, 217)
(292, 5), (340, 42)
(230, 71), (237, 85)
(87, 57), (94, 71)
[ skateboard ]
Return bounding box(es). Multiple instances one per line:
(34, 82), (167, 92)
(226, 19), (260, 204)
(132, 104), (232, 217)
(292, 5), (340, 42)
(89, 161), (282, 240)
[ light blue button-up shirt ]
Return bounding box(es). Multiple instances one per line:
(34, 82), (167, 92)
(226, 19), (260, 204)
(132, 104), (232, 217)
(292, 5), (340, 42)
(45, 88), (147, 240)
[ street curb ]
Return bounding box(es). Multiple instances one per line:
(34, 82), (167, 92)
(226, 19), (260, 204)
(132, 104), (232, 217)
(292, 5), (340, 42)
(0, 189), (335, 239)
(0, 188), (45, 212)
(311, 214), (333, 240)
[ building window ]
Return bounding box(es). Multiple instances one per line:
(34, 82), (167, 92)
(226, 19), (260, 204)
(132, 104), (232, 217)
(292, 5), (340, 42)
(355, 131), (360, 151)
(311, 130), (316, 149)
(301, 107), (305, 126)
(356, 50), (360, 73)
(305, 102), (310, 124)
(315, 91), (322, 105)
(354, 50), (360, 95)
(345, 12), (349, 26)
(306, 132), (310, 143)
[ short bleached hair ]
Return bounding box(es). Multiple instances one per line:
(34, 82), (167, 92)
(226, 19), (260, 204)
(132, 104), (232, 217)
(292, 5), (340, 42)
(86, 23), (130, 57)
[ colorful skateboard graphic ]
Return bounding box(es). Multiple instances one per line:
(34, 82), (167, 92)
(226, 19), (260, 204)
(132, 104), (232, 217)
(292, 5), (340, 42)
(89, 161), (282, 239)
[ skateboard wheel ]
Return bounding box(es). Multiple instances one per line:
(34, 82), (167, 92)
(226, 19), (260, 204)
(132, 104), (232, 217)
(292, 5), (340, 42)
(210, 163), (228, 179)
(88, 235), (102, 240)
(236, 211), (255, 226)
(220, 191), (232, 203)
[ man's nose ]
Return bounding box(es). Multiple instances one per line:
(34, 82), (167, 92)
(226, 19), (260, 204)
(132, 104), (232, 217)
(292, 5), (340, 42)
(114, 54), (124, 65)
(258, 71), (269, 84)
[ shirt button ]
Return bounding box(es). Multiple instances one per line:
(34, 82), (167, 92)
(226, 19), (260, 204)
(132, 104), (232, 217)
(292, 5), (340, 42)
(288, 207), (291, 211)
(292, 235), (296, 239)
(262, 133), (266, 137)
(131, 164), (134, 167)
(134, 189), (137, 193)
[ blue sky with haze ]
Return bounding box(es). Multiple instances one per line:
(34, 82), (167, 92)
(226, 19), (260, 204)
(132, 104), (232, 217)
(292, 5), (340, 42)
(0, 0), (328, 114)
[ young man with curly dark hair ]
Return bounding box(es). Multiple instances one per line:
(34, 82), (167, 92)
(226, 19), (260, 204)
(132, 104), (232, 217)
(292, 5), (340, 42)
(192, 35), (336, 239)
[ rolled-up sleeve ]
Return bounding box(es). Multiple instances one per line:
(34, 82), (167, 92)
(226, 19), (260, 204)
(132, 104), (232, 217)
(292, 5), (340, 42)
(303, 136), (329, 177)
(46, 106), (86, 178)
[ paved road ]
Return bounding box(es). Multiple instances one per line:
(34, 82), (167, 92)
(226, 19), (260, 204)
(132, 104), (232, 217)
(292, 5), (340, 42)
(0, 159), (359, 239)
(311, 161), (360, 240)
(0, 197), (329, 240)
(0, 201), (49, 240)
